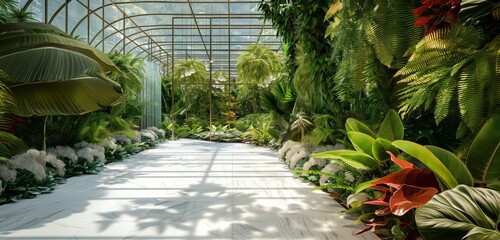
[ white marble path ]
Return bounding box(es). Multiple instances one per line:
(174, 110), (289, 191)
(0, 139), (379, 240)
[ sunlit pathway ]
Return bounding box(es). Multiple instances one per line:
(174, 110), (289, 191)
(0, 139), (378, 240)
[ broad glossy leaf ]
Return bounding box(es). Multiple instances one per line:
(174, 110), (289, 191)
(392, 140), (458, 190)
(486, 179), (500, 191)
(466, 114), (500, 183)
(373, 165), (439, 192)
(345, 118), (375, 138)
(390, 184), (438, 216)
(10, 77), (123, 116)
(426, 146), (474, 186)
(347, 131), (375, 156)
(377, 109), (404, 141)
(0, 23), (124, 116)
(311, 150), (379, 170)
(372, 138), (399, 162)
(355, 179), (376, 193)
(416, 185), (500, 240)
(0, 23), (118, 72)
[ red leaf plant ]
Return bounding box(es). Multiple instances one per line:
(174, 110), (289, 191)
(357, 152), (440, 237)
(414, 0), (461, 34)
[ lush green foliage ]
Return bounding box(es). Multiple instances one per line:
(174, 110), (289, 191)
(0, 22), (123, 117)
(416, 185), (500, 239)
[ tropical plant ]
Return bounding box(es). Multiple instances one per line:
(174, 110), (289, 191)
(0, 70), (26, 158)
(312, 110), (404, 173)
(396, 26), (500, 138)
(413, 0), (461, 34)
(460, 0), (500, 41)
(396, 114), (499, 188)
(324, 0), (422, 122)
(6, 8), (35, 23)
(360, 153), (440, 236)
(416, 185), (500, 240)
(289, 112), (314, 142)
(366, 152), (440, 216)
(236, 43), (281, 87)
(465, 114), (500, 187)
(107, 53), (145, 120)
(172, 59), (208, 86)
(236, 43), (281, 115)
(0, 22), (124, 117)
(303, 114), (342, 148)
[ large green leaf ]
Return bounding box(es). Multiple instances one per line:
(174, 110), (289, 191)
(10, 77), (123, 116)
(377, 109), (404, 141)
(416, 185), (500, 240)
(311, 149), (379, 170)
(392, 140), (458, 190)
(466, 114), (500, 183)
(426, 146), (474, 186)
(0, 22), (124, 116)
(0, 23), (118, 72)
(372, 138), (399, 162)
(347, 131), (375, 156)
(345, 118), (375, 138)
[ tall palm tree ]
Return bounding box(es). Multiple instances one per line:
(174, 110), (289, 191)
(173, 59), (208, 86)
(236, 43), (281, 86)
(236, 43), (281, 114)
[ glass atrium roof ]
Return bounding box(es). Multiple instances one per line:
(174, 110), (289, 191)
(19, 0), (281, 76)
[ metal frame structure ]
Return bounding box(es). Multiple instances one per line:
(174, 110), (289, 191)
(22, 0), (279, 74)
(21, 0), (281, 139)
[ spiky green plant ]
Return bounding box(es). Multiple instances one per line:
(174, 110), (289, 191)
(0, 69), (26, 158)
(396, 26), (500, 137)
(107, 52), (145, 101)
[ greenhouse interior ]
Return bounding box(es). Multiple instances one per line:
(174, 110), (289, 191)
(0, 0), (499, 239)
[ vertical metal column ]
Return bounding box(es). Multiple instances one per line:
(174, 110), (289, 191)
(65, 0), (68, 33)
(102, 0), (105, 51)
(209, 18), (213, 141)
(171, 20), (175, 140)
(87, 0), (90, 44)
(122, 11), (126, 55)
(227, 0), (231, 114)
(44, 0), (48, 23)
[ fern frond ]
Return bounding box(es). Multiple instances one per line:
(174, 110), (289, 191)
(397, 26), (499, 136)
(312, 183), (353, 191)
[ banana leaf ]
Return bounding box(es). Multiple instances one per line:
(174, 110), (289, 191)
(466, 114), (500, 184)
(0, 22), (123, 116)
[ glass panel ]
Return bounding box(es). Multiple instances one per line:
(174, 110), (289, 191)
(48, 0), (65, 29)
(23, 0), (43, 22)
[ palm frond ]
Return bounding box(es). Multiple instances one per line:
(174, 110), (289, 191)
(236, 43), (281, 86)
(397, 26), (500, 134)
